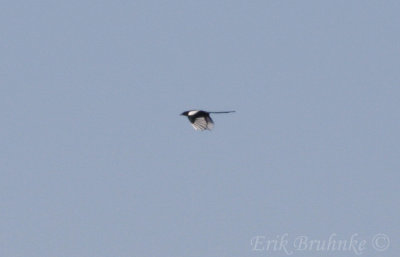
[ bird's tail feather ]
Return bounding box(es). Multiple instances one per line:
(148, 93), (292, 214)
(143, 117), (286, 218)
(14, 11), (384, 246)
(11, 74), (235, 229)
(208, 111), (236, 114)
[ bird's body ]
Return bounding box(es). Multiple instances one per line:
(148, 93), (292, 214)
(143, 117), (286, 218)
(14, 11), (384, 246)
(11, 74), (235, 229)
(180, 110), (235, 130)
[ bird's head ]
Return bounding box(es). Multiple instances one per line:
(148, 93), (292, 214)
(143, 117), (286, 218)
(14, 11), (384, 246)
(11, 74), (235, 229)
(180, 111), (189, 116)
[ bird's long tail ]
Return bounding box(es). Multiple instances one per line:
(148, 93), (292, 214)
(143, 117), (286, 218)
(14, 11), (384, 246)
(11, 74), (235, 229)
(208, 111), (236, 114)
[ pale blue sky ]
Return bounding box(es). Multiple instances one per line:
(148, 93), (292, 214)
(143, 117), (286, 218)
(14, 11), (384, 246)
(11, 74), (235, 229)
(1, 1), (399, 257)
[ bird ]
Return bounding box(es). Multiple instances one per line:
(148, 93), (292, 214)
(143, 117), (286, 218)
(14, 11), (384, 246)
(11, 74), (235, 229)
(180, 110), (235, 131)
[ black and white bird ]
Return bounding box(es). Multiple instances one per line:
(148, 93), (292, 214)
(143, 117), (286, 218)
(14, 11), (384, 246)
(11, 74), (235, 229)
(180, 110), (235, 131)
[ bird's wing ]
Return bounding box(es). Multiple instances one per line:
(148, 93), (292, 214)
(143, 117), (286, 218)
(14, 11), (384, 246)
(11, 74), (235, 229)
(205, 116), (214, 130)
(191, 116), (212, 130)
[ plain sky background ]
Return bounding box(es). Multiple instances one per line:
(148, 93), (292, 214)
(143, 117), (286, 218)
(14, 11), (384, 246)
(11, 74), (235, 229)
(1, 1), (399, 257)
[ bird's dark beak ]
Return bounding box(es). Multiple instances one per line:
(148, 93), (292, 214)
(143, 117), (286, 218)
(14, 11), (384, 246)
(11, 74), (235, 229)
(180, 112), (185, 116)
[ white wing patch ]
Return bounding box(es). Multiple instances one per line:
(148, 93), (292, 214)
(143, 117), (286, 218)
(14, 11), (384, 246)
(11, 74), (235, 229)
(191, 116), (214, 131)
(191, 117), (208, 130)
(188, 110), (199, 116)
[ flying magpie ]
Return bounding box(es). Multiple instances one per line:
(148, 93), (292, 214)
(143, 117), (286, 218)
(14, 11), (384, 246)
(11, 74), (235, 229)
(180, 110), (235, 130)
